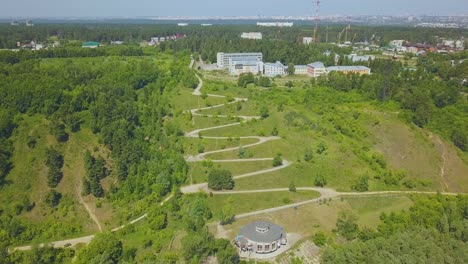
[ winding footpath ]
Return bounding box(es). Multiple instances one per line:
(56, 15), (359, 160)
(180, 70), (467, 223)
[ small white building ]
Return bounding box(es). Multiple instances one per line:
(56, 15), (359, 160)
(303, 37), (314, 45)
(264, 61), (286, 77)
(241, 32), (263, 40)
(347, 54), (375, 62)
(294, 65), (308, 75)
(389, 40), (405, 47)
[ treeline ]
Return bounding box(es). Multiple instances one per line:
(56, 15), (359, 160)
(1, 23), (465, 49)
(323, 195), (468, 263)
(0, 109), (15, 186)
(0, 45), (143, 64)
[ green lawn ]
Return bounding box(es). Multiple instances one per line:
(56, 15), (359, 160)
(186, 160), (275, 185)
(217, 194), (414, 240)
(183, 137), (258, 156)
(207, 191), (321, 221)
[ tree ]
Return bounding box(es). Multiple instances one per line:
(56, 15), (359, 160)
(258, 76), (272, 87)
(271, 126), (279, 136)
(304, 147), (313, 162)
(314, 174), (327, 187)
(76, 233), (122, 264)
(259, 106), (269, 119)
(237, 73), (255, 87)
(273, 154), (283, 167)
(45, 190), (62, 207)
(215, 239), (240, 264)
(316, 141), (328, 154)
(336, 210), (359, 240)
(288, 63), (295, 75)
(207, 169), (234, 190)
(45, 148), (64, 188)
(50, 120), (69, 142)
(352, 176), (369, 192)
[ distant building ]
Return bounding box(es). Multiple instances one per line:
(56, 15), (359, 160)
(235, 221), (287, 254)
(201, 24), (212, 26)
(326, 66), (371, 75)
(303, 37), (314, 45)
(241, 32), (263, 40)
(389, 40), (405, 47)
(294, 65), (308, 75)
(407, 46), (418, 54)
(82, 41), (100, 48)
(111, 41), (124, 45)
(307, 62), (327, 78)
(217, 52), (263, 68)
(10, 20), (19, 26)
(177, 23), (189, 26)
(257, 22), (293, 27)
(347, 54), (375, 62)
(264, 61), (286, 77)
(25, 20), (34, 27)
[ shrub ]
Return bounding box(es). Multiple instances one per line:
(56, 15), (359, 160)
(207, 169), (234, 190)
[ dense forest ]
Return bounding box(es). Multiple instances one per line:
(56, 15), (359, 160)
(323, 195), (468, 263)
(0, 46), (197, 247)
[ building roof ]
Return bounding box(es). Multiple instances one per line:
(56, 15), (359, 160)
(294, 65), (307, 68)
(219, 52), (263, 56)
(82, 41), (100, 47)
(327, 66), (370, 71)
(237, 221), (286, 243)
(307, 62), (325, 68)
(264, 61), (285, 68)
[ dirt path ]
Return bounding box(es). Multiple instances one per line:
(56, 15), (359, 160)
(76, 180), (103, 232)
(429, 133), (450, 191)
(12, 195), (174, 252)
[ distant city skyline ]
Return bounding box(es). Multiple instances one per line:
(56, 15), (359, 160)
(2, 0), (468, 18)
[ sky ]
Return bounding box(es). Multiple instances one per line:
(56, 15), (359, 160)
(2, 0), (468, 18)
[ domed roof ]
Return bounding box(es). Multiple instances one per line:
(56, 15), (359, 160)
(237, 220), (286, 243)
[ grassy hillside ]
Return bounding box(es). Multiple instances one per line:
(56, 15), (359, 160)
(176, 77), (468, 193)
(0, 114), (116, 243)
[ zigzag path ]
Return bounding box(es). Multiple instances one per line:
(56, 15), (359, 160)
(181, 69), (467, 221)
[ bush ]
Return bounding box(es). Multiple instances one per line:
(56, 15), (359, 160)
(289, 181), (296, 192)
(352, 176), (369, 192)
(45, 190), (62, 207)
(314, 174), (327, 187)
(313, 231), (328, 246)
(207, 169), (234, 190)
(273, 154), (283, 167)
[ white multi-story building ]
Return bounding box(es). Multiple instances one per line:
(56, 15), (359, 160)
(257, 22), (293, 27)
(264, 61), (286, 77)
(294, 65), (308, 75)
(307, 62), (327, 78)
(303, 37), (314, 45)
(229, 57), (263, 76)
(217, 52), (263, 68)
(241, 32), (263, 40)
